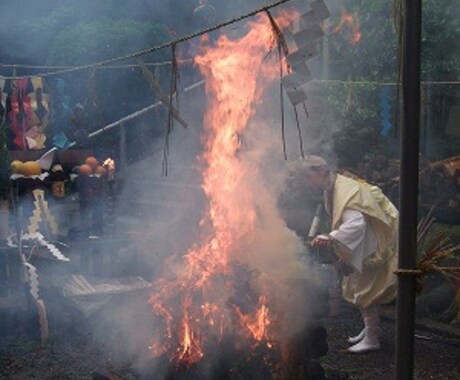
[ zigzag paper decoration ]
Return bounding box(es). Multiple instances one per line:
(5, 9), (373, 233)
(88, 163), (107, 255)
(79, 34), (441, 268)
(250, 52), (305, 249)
(281, 0), (331, 106)
(28, 189), (59, 236)
(25, 262), (40, 300)
(22, 232), (70, 262)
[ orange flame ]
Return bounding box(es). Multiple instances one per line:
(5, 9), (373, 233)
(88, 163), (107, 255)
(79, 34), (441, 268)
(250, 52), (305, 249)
(149, 10), (298, 366)
(235, 296), (271, 345)
(332, 10), (362, 45)
(176, 296), (203, 363)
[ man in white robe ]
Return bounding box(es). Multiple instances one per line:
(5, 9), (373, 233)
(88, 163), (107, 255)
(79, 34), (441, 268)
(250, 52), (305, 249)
(301, 156), (398, 353)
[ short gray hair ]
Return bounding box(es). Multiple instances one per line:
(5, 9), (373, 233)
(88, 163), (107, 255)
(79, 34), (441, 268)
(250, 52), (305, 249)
(298, 155), (328, 169)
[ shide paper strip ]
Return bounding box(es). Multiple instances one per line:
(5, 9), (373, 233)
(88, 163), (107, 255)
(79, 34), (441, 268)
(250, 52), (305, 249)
(282, 80), (308, 105)
(310, 0), (331, 22)
(293, 24), (324, 49)
(286, 43), (319, 68)
(280, 0), (330, 106)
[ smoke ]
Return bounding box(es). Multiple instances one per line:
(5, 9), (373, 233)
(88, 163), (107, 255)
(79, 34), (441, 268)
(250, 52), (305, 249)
(236, 114), (321, 339)
(111, 100), (316, 377)
(81, 4), (340, 376)
(117, 102), (207, 278)
(1, 1), (340, 377)
(108, 10), (334, 375)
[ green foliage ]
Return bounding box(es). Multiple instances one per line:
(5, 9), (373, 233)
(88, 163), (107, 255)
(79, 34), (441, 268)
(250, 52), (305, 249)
(0, 1), (169, 65)
(421, 0), (460, 79)
(327, 1), (398, 81)
(322, 0), (460, 166)
(48, 19), (167, 65)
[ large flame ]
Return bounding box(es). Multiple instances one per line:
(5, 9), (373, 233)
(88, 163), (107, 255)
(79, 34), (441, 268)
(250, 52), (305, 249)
(149, 12), (297, 366)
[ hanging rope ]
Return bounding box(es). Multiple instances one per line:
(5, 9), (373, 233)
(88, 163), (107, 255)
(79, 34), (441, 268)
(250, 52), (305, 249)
(162, 44), (179, 177)
(0, 60), (193, 71)
(85, 68), (106, 128)
(297, 101), (309, 157)
(266, 9), (290, 160)
(171, 44), (180, 114)
(293, 105), (305, 158)
(277, 43), (287, 160)
(265, 10), (290, 57)
(136, 57), (188, 129)
(266, 8), (308, 160)
(302, 102), (309, 118)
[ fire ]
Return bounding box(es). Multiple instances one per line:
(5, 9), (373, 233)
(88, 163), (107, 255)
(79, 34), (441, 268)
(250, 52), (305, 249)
(332, 9), (362, 45)
(235, 296), (271, 345)
(176, 296), (203, 363)
(149, 11), (298, 367)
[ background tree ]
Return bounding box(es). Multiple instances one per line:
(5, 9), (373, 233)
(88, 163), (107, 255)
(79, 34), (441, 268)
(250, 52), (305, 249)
(0, 0), (458, 164)
(320, 0), (459, 168)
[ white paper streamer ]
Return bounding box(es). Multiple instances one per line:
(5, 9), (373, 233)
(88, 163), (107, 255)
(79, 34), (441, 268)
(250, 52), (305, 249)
(10, 172), (50, 181)
(22, 232), (70, 262)
(280, 0), (330, 106)
(6, 233), (17, 248)
(310, 0), (331, 21)
(24, 262), (49, 343)
(293, 24), (324, 48)
(286, 43), (319, 68)
(25, 262), (40, 300)
(282, 70), (312, 88)
(283, 84), (308, 105)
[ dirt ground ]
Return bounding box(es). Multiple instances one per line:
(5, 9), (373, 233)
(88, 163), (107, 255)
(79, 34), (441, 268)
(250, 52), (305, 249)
(321, 304), (460, 380)
(0, 300), (459, 380)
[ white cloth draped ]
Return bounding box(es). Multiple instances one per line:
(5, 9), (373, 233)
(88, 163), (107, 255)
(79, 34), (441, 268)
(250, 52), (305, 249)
(329, 208), (377, 273)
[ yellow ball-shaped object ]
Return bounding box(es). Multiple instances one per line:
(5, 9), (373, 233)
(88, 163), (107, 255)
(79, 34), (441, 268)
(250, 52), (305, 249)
(21, 161), (42, 176)
(10, 160), (24, 174)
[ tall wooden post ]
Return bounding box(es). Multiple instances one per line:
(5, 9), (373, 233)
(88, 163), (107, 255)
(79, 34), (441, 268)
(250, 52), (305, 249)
(396, 1), (422, 379)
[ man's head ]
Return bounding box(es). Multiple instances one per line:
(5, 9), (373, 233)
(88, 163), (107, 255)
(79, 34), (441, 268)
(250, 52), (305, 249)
(300, 155), (328, 168)
(298, 155), (330, 190)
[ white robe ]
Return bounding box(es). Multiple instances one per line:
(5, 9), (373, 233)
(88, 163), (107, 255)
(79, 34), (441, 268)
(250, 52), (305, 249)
(329, 208), (377, 273)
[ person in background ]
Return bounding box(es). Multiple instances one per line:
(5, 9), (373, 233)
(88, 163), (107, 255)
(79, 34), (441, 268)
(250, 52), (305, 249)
(300, 155), (398, 354)
(77, 170), (104, 238)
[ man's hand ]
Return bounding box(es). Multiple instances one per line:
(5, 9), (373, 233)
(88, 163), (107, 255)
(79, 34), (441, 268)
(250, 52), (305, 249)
(310, 234), (333, 249)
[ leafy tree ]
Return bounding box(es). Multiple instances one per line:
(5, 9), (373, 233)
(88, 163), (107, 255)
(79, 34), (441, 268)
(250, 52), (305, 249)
(47, 19), (166, 66)
(321, 0), (459, 167)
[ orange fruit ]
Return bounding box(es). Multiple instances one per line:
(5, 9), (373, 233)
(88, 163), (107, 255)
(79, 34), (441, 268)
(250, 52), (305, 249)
(85, 156), (99, 170)
(79, 164), (93, 176)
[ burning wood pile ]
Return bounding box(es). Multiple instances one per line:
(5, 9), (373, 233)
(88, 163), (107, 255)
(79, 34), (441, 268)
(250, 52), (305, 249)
(2, 2), (334, 378)
(141, 5), (331, 379)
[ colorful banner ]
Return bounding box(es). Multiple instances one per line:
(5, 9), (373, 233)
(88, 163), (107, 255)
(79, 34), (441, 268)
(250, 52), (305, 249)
(2, 77), (50, 150)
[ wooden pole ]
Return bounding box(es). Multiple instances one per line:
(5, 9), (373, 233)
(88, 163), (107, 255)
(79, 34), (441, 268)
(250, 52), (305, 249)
(396, 1), (421, 379)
